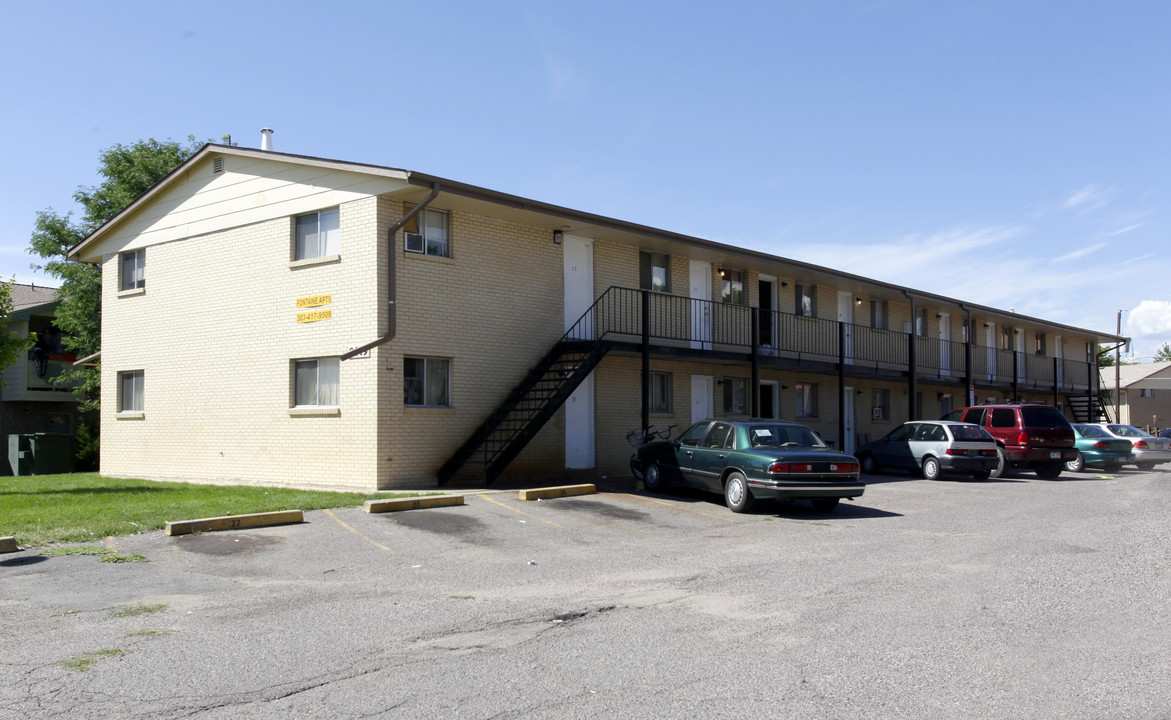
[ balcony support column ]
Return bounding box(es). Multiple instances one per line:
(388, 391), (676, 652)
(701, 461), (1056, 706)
(962, 305), (974, 407)
(839, 321), (846, 450)
(751, 307), (760, 417)
(1053, 357), (1060, 408)
(906, 293), (918, 421)
(1013, 352), (1021, 402)
(641, 290), (650, 435)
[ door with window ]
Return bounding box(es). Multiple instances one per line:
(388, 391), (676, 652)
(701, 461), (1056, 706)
(690, 260), (712, 349)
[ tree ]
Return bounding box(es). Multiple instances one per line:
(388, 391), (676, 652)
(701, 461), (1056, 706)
(28, 136), (211, 410)
(1098, 343), (1134, 368)
(1155, 343), (1171, 363)
(0, 279), (35, 379)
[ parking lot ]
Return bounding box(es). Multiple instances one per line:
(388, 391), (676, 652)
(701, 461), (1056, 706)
(3, 468), (1171, 719)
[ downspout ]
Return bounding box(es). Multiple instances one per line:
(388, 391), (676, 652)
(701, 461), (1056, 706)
(341, 182), (441, 361)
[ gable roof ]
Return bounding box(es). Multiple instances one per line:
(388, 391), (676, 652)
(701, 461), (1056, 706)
(67, 144), (1126, 344)
(1100, 361), (1171, 389)
(9, 283), (59, 314)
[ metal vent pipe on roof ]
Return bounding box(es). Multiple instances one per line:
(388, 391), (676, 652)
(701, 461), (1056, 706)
(260, 128), (274, 151)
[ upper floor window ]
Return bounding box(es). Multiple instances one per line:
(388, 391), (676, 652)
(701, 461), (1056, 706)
(795, 284), (816, 317)
(120, 249), (145, 291)
(1000, 326), (1013, 350)
(295, 208), (340, 260)
(915, 309), (928, 337)
(1035, 333), (1047, 355)
(1140, 388), (1156, 398)
(721, 269), (746, 305)
(403, 206), (450, 258)
(293, 357), (339, 407)
(870, 299), (888, 330)
(640, 252), (670, 292)
(119, 370), (144, 412)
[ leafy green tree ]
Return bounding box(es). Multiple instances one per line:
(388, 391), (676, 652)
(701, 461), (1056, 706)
(28, 136), (210, 410)
(0, 279), (35, 380)
(1155, 343), (1171, 363)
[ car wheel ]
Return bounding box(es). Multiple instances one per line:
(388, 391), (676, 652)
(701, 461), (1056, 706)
(724, 471), (754, 513)
(970, 470), (991, 481)
(644, 461), (666, 492)
(629, 454), (644, 481)
(1105, 463), (1124, 473)
(811, 497), (840, 511)
(1137, 461), (1156, 472)
(990, 446), (1008, 479)
(1064, 452), (1085, 473)
(921, 456), (941, 480)
(1035, 462), (1063, 480)
(859, 453), (879, 475)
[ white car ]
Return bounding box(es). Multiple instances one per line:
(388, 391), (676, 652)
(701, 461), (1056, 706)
(1093, 424), (1171, 471)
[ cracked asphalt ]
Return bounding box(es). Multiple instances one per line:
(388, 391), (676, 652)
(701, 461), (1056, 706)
(3, 468), (1171, 719)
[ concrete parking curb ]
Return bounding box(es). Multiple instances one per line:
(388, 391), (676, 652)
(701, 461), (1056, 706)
(518, 484), (596, 501)
(0, 536), (17, 553)
(364, 495), (465, 513)
(165, 510), (304, 536)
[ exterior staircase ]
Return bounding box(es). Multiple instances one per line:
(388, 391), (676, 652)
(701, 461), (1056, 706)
(1067, 392), (1111, 423)
(436, 338), (611, 485)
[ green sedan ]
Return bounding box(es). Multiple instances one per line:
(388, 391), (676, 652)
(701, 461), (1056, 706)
(631, 419), (865, 513)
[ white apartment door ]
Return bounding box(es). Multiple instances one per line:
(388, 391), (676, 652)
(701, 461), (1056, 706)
(691, 375), (714, 422)
(563, 235), (594, 337)
(843, 386), (856, 454)
(939, 312), (951, 376)
(690, 260), (712, 350)
(563, 235), (595, 468)
(837, 291), (854, 364)
(985, 322), (997, 381)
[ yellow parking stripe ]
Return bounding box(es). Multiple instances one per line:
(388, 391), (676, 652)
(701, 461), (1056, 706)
(475, 493), (567, 528)
(323, 509), (396, 554)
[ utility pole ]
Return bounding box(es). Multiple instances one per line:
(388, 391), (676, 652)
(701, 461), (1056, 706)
(1115, 310), (1122, 423)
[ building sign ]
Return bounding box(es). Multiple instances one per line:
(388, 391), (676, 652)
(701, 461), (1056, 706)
(296, 294), (332, 308)
(297, 309), (332, 323)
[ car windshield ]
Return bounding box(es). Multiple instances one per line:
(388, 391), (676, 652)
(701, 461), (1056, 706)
(949, 424), (993, 441)
(1074, 424), (1110, 438)
(748, 425), (827, 449)
(1020, 407), (1070, 428)
(1109, 424), (1152, 438)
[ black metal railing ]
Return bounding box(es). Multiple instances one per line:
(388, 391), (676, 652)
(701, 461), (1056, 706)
(571, 286), (1097, 392)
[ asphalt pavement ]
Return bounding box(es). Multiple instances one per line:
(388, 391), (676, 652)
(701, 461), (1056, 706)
(2, 467), (1170, 719)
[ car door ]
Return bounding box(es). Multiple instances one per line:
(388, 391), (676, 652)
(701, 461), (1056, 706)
(875, 424), (918, 469)
(691, 421), (735, 492)
(909, 422), (948, 468)
(671, 421), (711, 485)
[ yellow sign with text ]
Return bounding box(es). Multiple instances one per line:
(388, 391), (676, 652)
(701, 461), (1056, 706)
(297, 309), (332, 323)
(296, 294), (332, 308)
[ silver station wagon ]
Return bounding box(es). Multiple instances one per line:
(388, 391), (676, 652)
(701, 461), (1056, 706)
(857, 420), (999, 480)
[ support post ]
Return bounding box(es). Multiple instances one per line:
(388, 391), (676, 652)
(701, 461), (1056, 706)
(907, 296), (918, 420)
(839, 321), (847, 450)
(1053, 357), (1060, 408)
(1012, 352), (1020, 402)
(641, 290), (650, 435)
(751, 307), (760, 418)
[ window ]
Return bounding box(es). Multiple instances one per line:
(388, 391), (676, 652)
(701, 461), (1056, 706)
(679, 421), (710, 447)
(1140, 388), (1156, 398)
(870, 299), (888, 330)
(795, 284), (816, 317)
(915, 309), (928, 337)
(404, 357), (450, 407)
(1035, 333), (1046, 355)
(721, 269), (745, 305)
(991, 408), (1017, 428)
(403, 206), (451, 257)
(650, 371), (672, 412)
(640, 252), (670, 292)
(120, 249), (145, 291)
(702, 422), (735, 449)
(1000, 326), (1013, 350)
(723, 377), (748, 415)
(796, 382), (818, 417)
(294, 208), (340, 260)
(873, 388), (889, 420)
(118, 370), (143, 412)
(294, 358), (339, 406)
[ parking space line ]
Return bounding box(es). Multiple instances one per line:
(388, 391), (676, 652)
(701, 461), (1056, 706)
(323, 509), (396, 554)
(474, 493), (567, 528)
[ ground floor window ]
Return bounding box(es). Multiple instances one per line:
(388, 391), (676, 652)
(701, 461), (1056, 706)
(723, 376), (748, 415)
(873, 388), (890, 420)
(796, 382), (818, 418)
(650, 371), (672, 413)
(118, 370), (143, 412)
(405, 357), (450, 407)
(294, 357), (339, 406)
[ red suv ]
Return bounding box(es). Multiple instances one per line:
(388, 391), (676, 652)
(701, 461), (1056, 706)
(940, 404), (1077, 479)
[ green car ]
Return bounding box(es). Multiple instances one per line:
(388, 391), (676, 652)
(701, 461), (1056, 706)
(631, 419), (865, 513)
(1066, 424), (1134, 473)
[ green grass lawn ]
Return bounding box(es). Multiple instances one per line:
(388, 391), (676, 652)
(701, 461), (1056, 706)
(1, 473), (410, 547)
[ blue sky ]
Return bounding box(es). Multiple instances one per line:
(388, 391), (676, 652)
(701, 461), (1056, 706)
(2, 1), (1168, 358)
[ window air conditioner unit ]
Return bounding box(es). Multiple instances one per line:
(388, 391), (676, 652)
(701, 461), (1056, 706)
(872, 407), (886, 420)
(404, 232), (424, 253)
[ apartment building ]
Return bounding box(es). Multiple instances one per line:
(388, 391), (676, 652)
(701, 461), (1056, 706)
(1100, 362), (1171, 430)
(68, 144), (1122, 490)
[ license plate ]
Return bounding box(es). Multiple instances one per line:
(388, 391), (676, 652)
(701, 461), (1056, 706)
(1050, 451), (1061, 459)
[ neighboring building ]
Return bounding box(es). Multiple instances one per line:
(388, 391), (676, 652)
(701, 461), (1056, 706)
(1, 284), (84, 474)
(67, 144), (1124, 491)
(1100, 362), (1171, 431)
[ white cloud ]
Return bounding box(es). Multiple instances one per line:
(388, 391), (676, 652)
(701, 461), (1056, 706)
(1127, 301), (1171, 337)
(1065, 184), (1115, 212)
(1053, 242), (1106, 263)
(1102, 223), (1144, 238)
